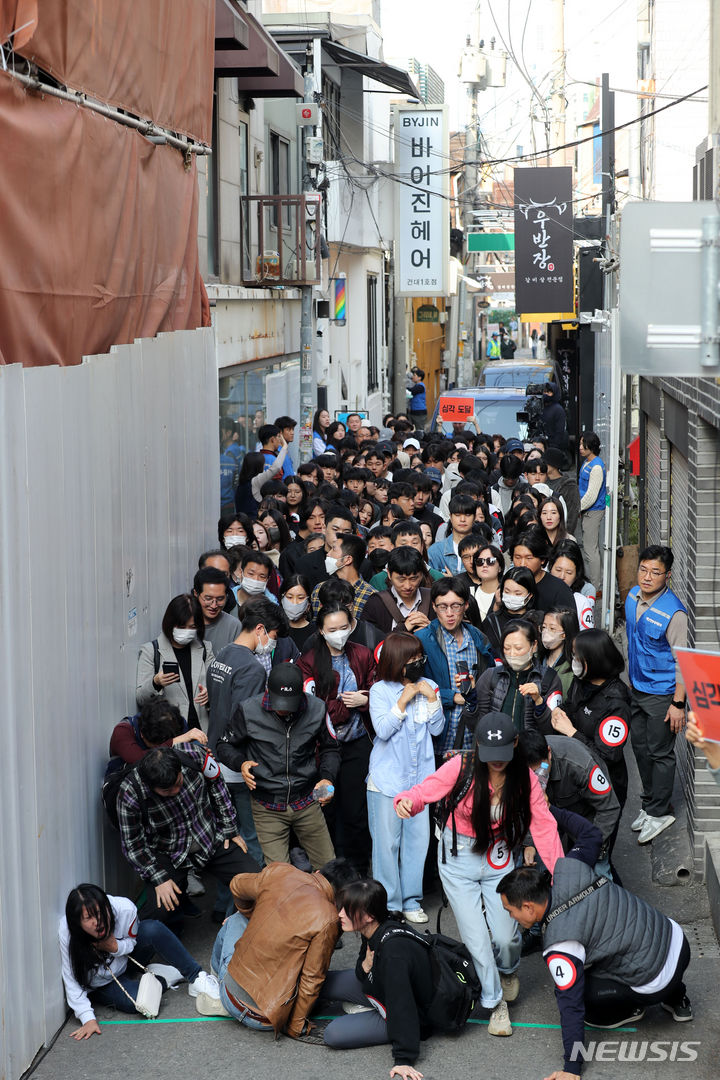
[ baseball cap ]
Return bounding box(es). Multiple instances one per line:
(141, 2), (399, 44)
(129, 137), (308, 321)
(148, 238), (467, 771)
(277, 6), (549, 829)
(424, 466), (443, 484)
(475, 711), (517, 762)
(267, 663), (303, 713)
(403, 437), (421, 450)
(504, 438), (524, 454)
(375, 440), (396, 457)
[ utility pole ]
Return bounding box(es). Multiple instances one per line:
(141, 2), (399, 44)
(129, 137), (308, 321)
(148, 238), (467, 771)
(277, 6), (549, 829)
(299, 42), (317, 463)
(601, 72), (616, 224)
(548, 0), (566, 164)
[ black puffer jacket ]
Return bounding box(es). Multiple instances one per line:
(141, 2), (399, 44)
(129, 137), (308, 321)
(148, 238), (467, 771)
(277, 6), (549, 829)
(457, 661), (563, 746)
(549, 676), (631, 807)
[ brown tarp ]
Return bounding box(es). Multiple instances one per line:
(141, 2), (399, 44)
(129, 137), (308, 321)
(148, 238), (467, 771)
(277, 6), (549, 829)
(1, 0), (214, 144)
(0, 72), (207, 367)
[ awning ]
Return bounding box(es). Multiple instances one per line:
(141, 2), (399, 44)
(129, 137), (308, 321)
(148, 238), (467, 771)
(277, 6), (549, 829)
(215, 0), (303, 97)
(321, 41), (418, 97)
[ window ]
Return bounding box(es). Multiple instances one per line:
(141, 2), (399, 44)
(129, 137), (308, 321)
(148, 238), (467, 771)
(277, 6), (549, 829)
(269, 131), (290, 228)
(367, 274), (378, 392)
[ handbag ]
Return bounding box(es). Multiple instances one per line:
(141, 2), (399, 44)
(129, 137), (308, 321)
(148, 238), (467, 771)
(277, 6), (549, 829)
(108, 956), (163, 1019)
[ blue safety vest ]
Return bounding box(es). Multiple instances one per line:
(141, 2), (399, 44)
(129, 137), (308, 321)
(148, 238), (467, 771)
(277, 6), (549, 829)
(625, 585), (686, 695)
(579, 456), (607, 512)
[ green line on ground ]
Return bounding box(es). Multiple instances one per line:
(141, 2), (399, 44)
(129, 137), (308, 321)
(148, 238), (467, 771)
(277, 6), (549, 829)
(468, 1019), (638, 1033)
(101, 1015), (637, 1034)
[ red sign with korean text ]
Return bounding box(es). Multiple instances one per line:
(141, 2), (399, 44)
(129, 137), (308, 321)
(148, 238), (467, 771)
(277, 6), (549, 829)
(438, 397), (474, 422)
(677, 648), (720, 743)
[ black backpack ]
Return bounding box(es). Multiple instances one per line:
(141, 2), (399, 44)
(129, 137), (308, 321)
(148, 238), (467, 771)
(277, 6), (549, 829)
(378, 925), (481, 1034)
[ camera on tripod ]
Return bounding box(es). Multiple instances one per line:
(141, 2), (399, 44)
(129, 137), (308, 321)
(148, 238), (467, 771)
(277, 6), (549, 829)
(516, 382), (548, 439)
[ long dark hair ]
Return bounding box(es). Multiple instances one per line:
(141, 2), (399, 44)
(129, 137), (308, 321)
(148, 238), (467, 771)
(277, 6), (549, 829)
(447, 739), (531, 856)
(237, 451), (267, 484)
(65, 884), (116, 988)
(336, 878), (393, 925)
(313, 603), (353, 698)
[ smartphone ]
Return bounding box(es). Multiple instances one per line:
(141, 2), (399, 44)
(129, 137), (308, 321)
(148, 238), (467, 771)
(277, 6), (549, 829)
(162, 661), (180, 675)
(456, 660), (472, 696)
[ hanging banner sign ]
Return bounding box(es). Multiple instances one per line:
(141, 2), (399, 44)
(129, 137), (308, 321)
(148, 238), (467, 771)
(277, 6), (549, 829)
(514, 166), (573, 315)
(438, 397), (474, 422)
(394, 105), (449, 297)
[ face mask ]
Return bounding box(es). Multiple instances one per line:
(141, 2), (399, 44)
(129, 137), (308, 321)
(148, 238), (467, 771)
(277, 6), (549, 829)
(325, 555), (340, 576)
(254, 629), (276, 656)
(502, 592), (528, 612)
(404, 658), (425, 682)
(173, 628), (197, 646)
(369, 550), (389, 568)
(267, 527), (281, 543)
(542, 629), (564, 650)
(323, 627), (353, 651)
(572, 658), (585, 678)
(224, 534), (246, 549)
(241, 576), (267, 596)
(282, 597), (308, 620)
(505, 648), (534, 672)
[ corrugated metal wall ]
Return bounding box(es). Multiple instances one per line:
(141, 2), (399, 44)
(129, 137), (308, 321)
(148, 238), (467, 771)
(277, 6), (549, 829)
(0, 328), (218, 1080)
(644, 416), (668, 544)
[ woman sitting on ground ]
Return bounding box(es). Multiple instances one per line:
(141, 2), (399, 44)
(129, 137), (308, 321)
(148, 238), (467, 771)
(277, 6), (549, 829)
(60, 884), (220, 1039)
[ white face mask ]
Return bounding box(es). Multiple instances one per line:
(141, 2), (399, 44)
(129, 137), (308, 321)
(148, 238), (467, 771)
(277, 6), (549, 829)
(224, 534), (246, 549)
(173, 628), (197, 646)
(505, 648), (535, 672)
(502, 592), (528, 612)
(572, 657), (585, 678)
(325, 555), (340, 576)
(282, 597), (308, 620)
(323, 627), (352, 651)
(240, 576), (267, 596)
(254, 628), (276, 656)
(542, 629), (564, 650)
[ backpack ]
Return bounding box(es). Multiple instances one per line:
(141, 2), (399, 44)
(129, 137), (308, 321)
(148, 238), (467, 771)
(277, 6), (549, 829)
(378, 925), (481, 1034)
(102, 743), (219, 831)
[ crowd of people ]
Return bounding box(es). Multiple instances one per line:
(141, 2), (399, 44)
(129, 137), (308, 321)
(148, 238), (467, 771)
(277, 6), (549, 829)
(60, 403), (712, 1080)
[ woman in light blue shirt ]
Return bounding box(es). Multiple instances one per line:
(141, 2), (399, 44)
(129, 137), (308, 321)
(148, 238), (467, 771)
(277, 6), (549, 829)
(368, 631), (444, 923)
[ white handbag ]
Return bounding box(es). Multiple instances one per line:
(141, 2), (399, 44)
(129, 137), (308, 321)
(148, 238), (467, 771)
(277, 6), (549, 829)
(109, 956), (163, 1019)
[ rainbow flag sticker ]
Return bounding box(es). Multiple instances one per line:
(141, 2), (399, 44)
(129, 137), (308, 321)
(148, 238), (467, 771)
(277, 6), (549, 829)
(332, 276), (347, 325)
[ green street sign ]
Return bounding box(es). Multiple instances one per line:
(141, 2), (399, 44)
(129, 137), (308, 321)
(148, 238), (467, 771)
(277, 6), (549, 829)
(467, 233), (515, 252)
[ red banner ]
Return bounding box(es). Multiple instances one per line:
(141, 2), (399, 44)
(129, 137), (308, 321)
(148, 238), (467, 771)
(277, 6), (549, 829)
(438, 397), (475, 422)
(677, 648), (720, 743)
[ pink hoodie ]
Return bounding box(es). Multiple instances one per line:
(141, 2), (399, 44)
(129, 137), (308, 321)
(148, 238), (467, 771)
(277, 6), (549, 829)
(394, 754), (564, 873)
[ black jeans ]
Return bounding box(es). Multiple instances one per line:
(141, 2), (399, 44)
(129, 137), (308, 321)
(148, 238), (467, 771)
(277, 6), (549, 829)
(584, 933), (690, 1025)
(140, 842), (260, 924)
(323, 734), (372, 874)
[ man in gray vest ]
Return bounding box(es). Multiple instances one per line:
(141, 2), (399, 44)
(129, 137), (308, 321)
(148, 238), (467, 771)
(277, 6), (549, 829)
(498, 862), (692, 1078)
(216, 663), (340, 870)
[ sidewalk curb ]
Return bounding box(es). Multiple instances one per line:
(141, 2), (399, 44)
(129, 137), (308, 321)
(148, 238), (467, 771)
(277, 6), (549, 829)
(705, 837), (720, 940)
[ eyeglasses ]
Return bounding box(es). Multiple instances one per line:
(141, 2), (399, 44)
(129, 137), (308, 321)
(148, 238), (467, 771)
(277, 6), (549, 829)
(638, 566), (666, 579)
(202, 598), (225, 607)
(435, 602), (465, 612)
(476, 557), (498, 566)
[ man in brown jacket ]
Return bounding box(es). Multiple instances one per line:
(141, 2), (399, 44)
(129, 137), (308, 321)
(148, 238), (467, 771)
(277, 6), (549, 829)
(196, 858), (357, 1038)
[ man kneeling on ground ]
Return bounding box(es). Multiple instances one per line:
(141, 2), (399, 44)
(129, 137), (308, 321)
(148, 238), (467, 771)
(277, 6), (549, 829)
(197, 858), (358, 1039)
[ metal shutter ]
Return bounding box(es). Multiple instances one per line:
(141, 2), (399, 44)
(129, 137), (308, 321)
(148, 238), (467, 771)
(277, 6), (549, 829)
(645, 416), (666, 543)
(669, 445), (690, 605)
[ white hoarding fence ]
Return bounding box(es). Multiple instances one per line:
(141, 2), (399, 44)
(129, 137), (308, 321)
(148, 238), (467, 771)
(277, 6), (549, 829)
(394, 105), (449, 297)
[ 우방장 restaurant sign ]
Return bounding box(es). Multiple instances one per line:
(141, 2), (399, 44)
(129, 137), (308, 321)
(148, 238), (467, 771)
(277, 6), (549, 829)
(394, 105), (449, 297)
(513, 166), (573, 316)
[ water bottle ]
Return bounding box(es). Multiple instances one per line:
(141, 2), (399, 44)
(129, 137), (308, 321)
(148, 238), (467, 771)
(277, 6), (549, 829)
(536, 761), (550, 793)
(313, 782), (335, 801)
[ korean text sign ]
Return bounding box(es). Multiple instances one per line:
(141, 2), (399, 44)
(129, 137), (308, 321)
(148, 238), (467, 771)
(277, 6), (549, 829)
(394, 105), (449, 296)
(514, 166), (573, 314)
(677, 649), (720, 743)
(438, 397), (475, 422)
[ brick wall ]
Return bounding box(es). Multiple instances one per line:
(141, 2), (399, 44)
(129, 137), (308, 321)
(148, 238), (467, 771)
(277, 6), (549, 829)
(641, 376), (720, 877)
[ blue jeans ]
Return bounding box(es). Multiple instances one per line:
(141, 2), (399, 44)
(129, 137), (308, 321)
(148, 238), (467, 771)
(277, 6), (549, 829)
(92, 919), (202, 1012)
(438, 827), (520, 1009)
(211, 912), (273, 1030)
(367, 788), (429, 912)
(214, 782), (265, 915)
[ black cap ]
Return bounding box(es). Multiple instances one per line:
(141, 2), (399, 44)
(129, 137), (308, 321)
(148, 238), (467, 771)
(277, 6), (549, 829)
(375, 440), (396, 456)
(267, 662), (303, 713)
(475, 711), (517, 761)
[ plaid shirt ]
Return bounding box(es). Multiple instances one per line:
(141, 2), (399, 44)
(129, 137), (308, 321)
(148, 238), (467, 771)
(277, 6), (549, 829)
(117, 747), (237, 886)
(440, 624), (478, 754)
(311, 575), (376, 619)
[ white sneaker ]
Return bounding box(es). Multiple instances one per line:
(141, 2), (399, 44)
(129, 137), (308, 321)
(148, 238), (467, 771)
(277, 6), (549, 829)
(630, 809), (648, 832)
(488, 1000), (512, 1036)
(403, 908), (429, 924)
(500, 973), (520, 1003)
(146, 963), (184, 989)
(196, 992), (230, 1017)
(186, 871), (206, 897)
(189, 971), (220, 999)
(342, 1001), (373, 1014)
(638, 814), (675, 845)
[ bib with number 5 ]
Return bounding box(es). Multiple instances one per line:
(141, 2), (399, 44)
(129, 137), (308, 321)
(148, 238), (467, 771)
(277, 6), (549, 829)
(487, 838), (511, 869)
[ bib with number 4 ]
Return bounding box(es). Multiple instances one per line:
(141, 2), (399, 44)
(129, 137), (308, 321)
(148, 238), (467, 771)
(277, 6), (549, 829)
(546, 952), (579, 989)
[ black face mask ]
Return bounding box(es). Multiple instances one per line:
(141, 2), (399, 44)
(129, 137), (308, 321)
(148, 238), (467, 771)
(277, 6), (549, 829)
(267, 527), (281, 543)
(404, 658), (425, 682)
(369, 549), (389, 569)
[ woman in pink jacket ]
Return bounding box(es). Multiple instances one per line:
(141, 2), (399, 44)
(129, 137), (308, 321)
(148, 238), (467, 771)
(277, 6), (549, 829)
(395, 710), (562, 1040)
